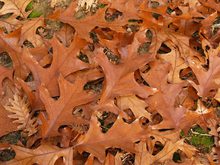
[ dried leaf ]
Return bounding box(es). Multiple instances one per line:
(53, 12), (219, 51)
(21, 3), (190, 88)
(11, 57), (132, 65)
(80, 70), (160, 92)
(22, 35), (89, 96)
(76, 113), (147, 162)
(39, 75), (97, 137)
(5, 144), (73, 165)
(4, 92), (38, 136)
(188, 42), (220, 97)
(19, 18), (44, 47)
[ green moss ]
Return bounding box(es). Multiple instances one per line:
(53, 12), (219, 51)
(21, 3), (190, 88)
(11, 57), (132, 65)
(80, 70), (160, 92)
(25, 1), (34, 12)
(27, 0), (52, 18)
(28, 10), (43, 18)
(186, 125), (214, 153)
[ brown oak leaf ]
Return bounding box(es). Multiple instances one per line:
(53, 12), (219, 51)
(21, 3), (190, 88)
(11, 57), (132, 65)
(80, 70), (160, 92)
(76, 113), (147, 162)
(5, 144), (74, 165)
(188, 41), (220, 97)
(0, 29), (29, 78)
(39, 75), (97, 137)
(22, 35), (89, 97)
(59, 1), (131, 41)
(93, 30), (156, 103)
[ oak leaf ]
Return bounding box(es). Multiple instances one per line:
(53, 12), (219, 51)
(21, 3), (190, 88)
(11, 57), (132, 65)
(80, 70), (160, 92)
(5, 144), (73, 165)
(55, 24), (75, 47)
(39, 75), (97, 137)
(117, 95), (151, 120)
(0, 66), (12, 94)
(19, 18), (44, 47)
(76, 113), (147, 162)
(179, 100), (216, 133)
(22, 35), (89, 97)
(0, 29), (29, 78)
(0, 0), (32, 32)
(135, 140), (197, 165)
(188, 42), (220, 97)
(158, 41), (187, 83)
(93, 30), (156, 103)
(59, 1), (129, 41)
(140, 60), (170, 89)
(145, 60), (186, 129)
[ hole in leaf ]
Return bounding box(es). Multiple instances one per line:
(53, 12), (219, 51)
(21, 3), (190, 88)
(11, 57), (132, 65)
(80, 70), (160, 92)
(0, 149), (15, 162)
(150, 136), (155, 140)
(151, 113), (163, 125)
(152, 141), (164, 155)
(106, 148), (121, 156)
(173, 150), (181, 163)
(138, 42), (151, 55)
(174, 7), (182, 16)
(121, 152), (135, 165)
(0, 131), (21, 144)
(159, 128), (174, 132)
(103, 47), (120, 64)
(192, 17), (204, 23)
(192, 31), (199, 38)
(134, 70), (149, 86)
(128, 19), (143, 23)
(105, 8), (122, 22)
(157, 43), (171, 54)
(124, 24), (140, 33)
(16, 16), (24, 21)
(84, 77), (104, 93)
(30, 138), (42, 149)
(152, 13), (161, 20)
(179, 67), (198, 83)
(54, 157), (64, 165)
(212, 17), (220, 35)
(97, 111), (117, 133)
(89, 31), (99, 43)
(166, 7), (173, 14)
(82, 152), (90, 158)
(123, 108), (135, 124)
(150, 1), (160, 8)
(77, 51), (89, 63)
(205, 45), (210, 52)
(145, 29), (153, 41)
(23, 40), (34, 48)
(0, 51), (12, 68)
(52, 96), (60, 100)
(139, 116), (150, 128)
(168, 23), (179, 31)
(0, 1), (4, 9)
(0, 13), (13, 19)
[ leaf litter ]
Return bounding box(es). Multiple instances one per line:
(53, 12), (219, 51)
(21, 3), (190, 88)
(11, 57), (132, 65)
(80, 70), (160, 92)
(0, 0), (220, 164)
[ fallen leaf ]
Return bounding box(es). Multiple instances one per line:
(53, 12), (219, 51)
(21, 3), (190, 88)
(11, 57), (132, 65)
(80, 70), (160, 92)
(5, 144), (73, 165)
(39, 75), (97, 137)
